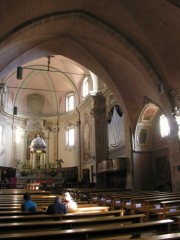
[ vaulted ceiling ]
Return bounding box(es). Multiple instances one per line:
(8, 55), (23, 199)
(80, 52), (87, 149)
(5, 55), (89, 116)
(0, 0), (180, 132)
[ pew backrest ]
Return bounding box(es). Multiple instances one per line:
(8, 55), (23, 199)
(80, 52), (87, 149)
(0, 219), (174, 240)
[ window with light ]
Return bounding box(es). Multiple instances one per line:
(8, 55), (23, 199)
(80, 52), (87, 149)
(82, 77), (89, 98)
(66, 93), (74, 112)
(15, 127), (21, 143)
(66, 128), (75, 146)
(175, 115), (180, 139)
(0, 125), (2, 144)
(159, 114), (170, 137)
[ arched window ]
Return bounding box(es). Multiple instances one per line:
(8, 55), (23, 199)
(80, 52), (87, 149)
(66, 128), (75, 147)
(66, 93), (74, 112)
(82, 77), (89, 98)
(175, 115), (180, 138)
(0, 125), (2, 145)
(159, 114), (170, 137)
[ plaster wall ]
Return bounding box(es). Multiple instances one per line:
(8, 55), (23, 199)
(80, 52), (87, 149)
(1, 125), (13, 167)
(133, 152), (152, 190)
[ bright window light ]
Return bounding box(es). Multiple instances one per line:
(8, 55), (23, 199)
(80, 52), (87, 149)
(15, 127), (21, 143)
(66, 128), (75, 146)
(159, 115), (170, 137)
(66, 94), (74, 111)
(0, 125), (2, 144)
(82, 77), (89, 98)
(175, 115), (180, 138)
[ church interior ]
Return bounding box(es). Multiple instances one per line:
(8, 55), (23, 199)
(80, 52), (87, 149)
(0, 1), (180, 239)
(0, 0), (179, 192)
(0, 0), (180, 191)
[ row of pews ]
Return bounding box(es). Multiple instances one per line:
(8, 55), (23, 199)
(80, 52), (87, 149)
(0, 188), (179, 239)
(67, 188), (180, 221)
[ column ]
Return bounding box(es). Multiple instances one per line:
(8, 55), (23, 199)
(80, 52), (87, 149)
(40, 154), (43, 169)
(30, 152), (33, 168)
(32, 153), (36, 169)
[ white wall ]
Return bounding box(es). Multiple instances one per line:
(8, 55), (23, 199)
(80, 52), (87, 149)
(2, 125), (12, 167)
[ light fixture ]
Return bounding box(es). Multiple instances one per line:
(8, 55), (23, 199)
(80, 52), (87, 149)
(17, 66), (23, 79)
(13, 106), (18, 115)
(0, 83), (7, 93)
(158, 82), (164, 94)
(17, 56), (53, 80)
(16, 56), (89, 80)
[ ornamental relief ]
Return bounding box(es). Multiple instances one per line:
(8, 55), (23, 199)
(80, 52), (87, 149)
(0, 113), (12, 126)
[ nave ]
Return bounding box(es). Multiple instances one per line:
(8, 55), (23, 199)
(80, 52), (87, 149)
(0, 188), (179, 239)
(1, 0), (180, 194)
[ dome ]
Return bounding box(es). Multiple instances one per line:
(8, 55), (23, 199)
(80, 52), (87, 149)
(4, 55), (89, 117)
(30, 135), (46, 152)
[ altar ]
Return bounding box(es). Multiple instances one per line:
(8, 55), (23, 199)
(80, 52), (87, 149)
(29, 135), (48, 169)
(16, 166), (78, 192)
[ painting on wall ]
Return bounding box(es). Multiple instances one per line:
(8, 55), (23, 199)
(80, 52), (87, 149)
(137, 127), (149, 145)
(142, 106), (157, 122)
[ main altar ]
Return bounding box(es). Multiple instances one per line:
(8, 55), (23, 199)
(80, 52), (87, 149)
(15, 135), (78, 192)
(16, 165), (78, 191)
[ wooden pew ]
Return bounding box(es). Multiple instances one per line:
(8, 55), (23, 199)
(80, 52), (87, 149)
(88, 191), (180, 211)
(158, 199), (180, 220)
(144, 197), (180, 221)
(120, 194), (180, 212)
(0, 203), (101, 214)
(0, 219), (174, 240)
(114, 192), (180, 209)
(89, 192), (141, 210)
(0, 210), (46, 216)
(1, 189), (179, 219)
(122, 195), (180, 221)
(85, 190), (144, 204)
(0, 199), (89, 206)
(134, 232), (180, 239)
(65, 188), (129, 201)
(0, 214), (145, 233)
(0, 209), (125, 222)
(174, 215), (180, 230)
(0, 189), (50, 195)
(68, 206), (109, 213)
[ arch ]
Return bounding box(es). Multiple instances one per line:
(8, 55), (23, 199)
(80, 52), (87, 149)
(0, 10), (163, 83)
(0, 10), (170, 133)
(134, 103), (160, 151)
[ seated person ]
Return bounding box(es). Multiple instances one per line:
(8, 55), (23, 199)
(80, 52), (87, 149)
(64, 192), (77, 211)
(21, 192), (37, 212)
(46, 196), (67, 214)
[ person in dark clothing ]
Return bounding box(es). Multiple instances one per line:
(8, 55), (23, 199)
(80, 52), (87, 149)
(46, 196), (67, 214)
(21, 192), (37, 212)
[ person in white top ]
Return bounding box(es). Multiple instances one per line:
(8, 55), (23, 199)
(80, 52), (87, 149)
(64, 192), (77, 211)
